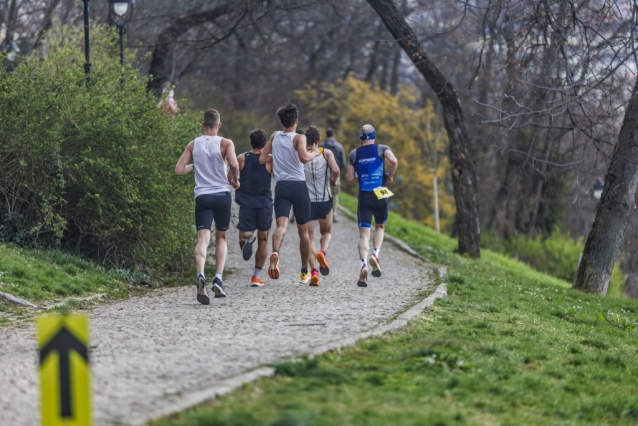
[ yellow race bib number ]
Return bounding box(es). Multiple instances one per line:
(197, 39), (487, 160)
(373, 186), (394, 200)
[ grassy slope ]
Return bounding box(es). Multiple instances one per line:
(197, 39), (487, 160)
(153, 193), (638, 426)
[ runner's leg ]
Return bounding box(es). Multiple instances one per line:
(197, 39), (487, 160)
(372, 224), (385, 253)
(215, 230), (228, 274)
(195, 229), (211, 274)
(319, 209), (333, 252)
(307, 220), (318, 270)
(256, 230), (269, 268)
(358, 227), (371, 263)
(272, 217), (288, 252)
(297, 223), (311, 268)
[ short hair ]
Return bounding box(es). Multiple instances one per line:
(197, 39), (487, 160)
(326, 128), (335, 138)
(249, 128), (267, 149)
(296, 129), (305, 135)
(276, 103), (299, 128)
(203, 109), (220, 129)
(361, 124), (375, 135)
(305, 126), (321, 145)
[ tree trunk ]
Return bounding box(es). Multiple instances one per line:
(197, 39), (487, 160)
(366, 0), (480, 257)
(147, 4), (232, 96)
(573, 78), (638, 295)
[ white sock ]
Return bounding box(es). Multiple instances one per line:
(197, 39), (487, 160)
(254, 267), (262, 277)
(361, 258), (367, 267)
(215, 272), (222, 281)
(197, 271), (205, 279)
(373, 248), (379, 257)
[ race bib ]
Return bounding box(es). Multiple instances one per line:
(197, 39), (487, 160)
(373, 186), (394, 199)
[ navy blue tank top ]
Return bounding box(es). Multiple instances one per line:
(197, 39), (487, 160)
(235, 152), (272, 208)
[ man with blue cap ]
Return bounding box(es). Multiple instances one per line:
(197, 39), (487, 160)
(346, 124), (399, 287)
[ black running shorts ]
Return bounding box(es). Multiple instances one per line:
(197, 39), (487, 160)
(195, 192), (232, 231)
(357, 191), (388, 228)
(309, 199), (333, 221)
(237, 206), (273, 232)
(274, 181), (311, 225)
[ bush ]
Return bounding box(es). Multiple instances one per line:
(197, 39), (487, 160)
(0, 25), (200, 272)
(481, 228), (625, 296)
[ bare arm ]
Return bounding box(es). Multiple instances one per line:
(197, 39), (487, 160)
(266, 162), (273, 174)
(259, 133), (275, 164)
(224, 139), (240, 189)
(229, 153), (245, 182)
(175, 141), (194, 175)
(384, 150), (398, 183)
(346, 164), (356, 183)
(294, 134), (320, 164)
(324, 149), (340, 185)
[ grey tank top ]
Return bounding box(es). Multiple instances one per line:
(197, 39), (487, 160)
(193, 135), (231, 198)
(304, 148), (332, 202)
(272, 131), (305, 182)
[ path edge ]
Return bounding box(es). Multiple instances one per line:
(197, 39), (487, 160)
(134, 206), (447, 426)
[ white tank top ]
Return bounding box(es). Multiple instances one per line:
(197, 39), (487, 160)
(193, 135), (231, 198)
(272, 131), (305, 182)
(304, 148), (332, 202)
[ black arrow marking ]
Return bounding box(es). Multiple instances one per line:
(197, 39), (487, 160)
(40, 326), (89, 418)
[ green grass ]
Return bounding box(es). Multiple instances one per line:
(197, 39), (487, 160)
(0, 243), (133, 304)
(152, 193), (638, 426)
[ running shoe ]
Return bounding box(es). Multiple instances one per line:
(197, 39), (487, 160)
(300, 269), (310, 284)
(316, 250), (330, 276)
(268, 252), (280, 279)
(309, 269), (320, 286)
(250, 276), (265, 287)
(196, 274), (210, 305)
(242, 234), (256, 261)
(357, 265), (368, 287)
(212, 277), (227, 298)
(369, 253), (382, 278)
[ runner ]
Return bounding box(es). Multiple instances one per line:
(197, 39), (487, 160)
(303, 126), (340, 286)
(175, 109), (240, 304)
(319, 128), (346, 222)
(231, 128), (273, 287)
(346, 124), (399, 287)
(259, 104), (321, 283)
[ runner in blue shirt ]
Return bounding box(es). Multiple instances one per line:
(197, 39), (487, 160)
(346, 124), (398, 287)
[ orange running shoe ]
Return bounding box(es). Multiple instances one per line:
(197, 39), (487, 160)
(250, 276), (265, 287)
(316, 250), (330, 276)
(268, 252), (280, 279)
(309, 269), (320, 286)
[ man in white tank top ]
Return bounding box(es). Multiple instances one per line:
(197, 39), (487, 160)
(175, 109), (240, 305)
(303, 126), (340, 286)
(259, 104), (321, 284)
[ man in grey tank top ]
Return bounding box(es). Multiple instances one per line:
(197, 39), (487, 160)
(303, 126), (340, 286)
(259, 104), (321, 284)
(175, 109), (240, 305)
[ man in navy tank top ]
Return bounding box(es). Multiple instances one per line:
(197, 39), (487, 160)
(346, 124), (399, 287)
(175, 109), (240, 304)
(232, 128), (273, 287)
(259, 104), (321, 284)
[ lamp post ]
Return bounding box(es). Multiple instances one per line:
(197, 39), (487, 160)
(108, 0), (135, 82)
(82, 0), (91, 85)
(592, 177), (604, 201)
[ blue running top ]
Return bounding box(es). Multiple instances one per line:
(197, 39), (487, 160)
(349, 144), (391, 192)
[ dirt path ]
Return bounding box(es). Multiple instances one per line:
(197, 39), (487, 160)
(0, 208), (435, 425)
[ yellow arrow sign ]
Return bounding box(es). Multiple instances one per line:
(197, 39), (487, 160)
(37, 315), (92, 426)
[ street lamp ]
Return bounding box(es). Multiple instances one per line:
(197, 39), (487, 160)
(108, 0), (135, 80)
(592, 177), (604, 200)
(82, 0), (91, 85)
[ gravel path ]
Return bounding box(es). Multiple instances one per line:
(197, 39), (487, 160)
(0, 207), (434, 426)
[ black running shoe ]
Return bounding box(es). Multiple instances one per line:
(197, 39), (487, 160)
(196, 274), (210, 305)
(357, 266), (368, 287)
(212, 277), (227, 298)
(242, 234), (256, 261)
(369, 254), (382, 278)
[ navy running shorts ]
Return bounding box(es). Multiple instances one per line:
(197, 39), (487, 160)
(309, 199), (333, 221)
(195, 192), (232, 231)
(237, 206), (273, 232)
(357, 191), (388, 228)
(274, 181), (311, 225)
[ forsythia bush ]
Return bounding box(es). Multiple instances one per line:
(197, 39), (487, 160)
(0, 25), (200, 271)
(297, 76), (456, 233)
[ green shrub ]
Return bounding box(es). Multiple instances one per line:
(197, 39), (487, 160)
(0, 24), (199, 272)
(482, 228), (625, 297)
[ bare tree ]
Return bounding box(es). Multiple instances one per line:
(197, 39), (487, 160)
(366, 0), (481, 257)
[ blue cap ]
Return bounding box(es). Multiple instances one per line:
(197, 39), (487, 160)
(359, 130), (376, 140)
